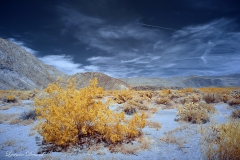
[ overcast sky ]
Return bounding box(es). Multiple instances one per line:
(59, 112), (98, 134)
(1, 0), (240, 78)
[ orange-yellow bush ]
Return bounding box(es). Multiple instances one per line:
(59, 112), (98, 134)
(201, 120), (240, 160)
(199, 87), (237, 95)
(35, 78), (146, 147)
(113, 89), (133, 104)
(6, 95), (15, 101)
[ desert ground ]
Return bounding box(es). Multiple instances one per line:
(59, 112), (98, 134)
(0, 80), (240, 160)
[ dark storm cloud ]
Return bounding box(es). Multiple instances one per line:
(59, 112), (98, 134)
(51, 5), (240, 77)
(1, 0), (240, 77)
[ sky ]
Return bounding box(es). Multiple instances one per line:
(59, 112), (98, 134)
(1, 0), (240, 78)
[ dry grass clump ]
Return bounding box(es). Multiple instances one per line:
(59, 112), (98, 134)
(109, 143), (139, 154)
(113, 89), (133, 104)
(228, 98), (240, 106)
(135, 135), (152, 150)
(198, 102), (216, 113)
(158, 89), (171, 97)
(159, 135), (186, 148)
(201, 120), (240, 160)
(144, 108), (158, 118)
(3, 140), (16, 147)
(232, 109), (240, 118)
(123, 100), (149, 115)
(0, 113), (17, 124)
(203, 93), (221, 104)
(9, 118), (34, 125)
(164, 125), (188, 135)
(123, 104), (136, 115)
(146, 121), (162, 130)
(20, 109), (37, 120)
(138, 91), (153, 100)
(176, 102), (211, 124)
(128, 100), (149, 110)
(109, 135), (152, 154)
(155, 97), (170, 105)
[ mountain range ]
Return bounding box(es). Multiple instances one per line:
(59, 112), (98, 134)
(0, 37), (239, 90)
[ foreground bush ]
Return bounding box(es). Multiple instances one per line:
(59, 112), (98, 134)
(35, 78), (146, 147)
(201, 120), (240, 160)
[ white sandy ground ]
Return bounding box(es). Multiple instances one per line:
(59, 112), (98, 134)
(0, 100), (235, 160)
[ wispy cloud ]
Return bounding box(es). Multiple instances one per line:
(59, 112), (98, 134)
(39, 55), (85, 75)
(7, 38), (38, 55)
(59, 6), (240, 77)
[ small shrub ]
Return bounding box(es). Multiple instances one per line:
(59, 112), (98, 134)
(124, 100), (149, 112)
(228, 99), (240, 106)
(201, 120), (240, 160)
(221, 94), (231, 103)
(146, 121), (162, 130)
(20, 110), (37, 120)
(123, 105), (136, 115)
(198, 102), (216, 113)
(114, 89), (132, 104)
(232, 109), (240, 118)
(5, 95), (16, 103)
(176, 103), (209, 124)
(155, 97), (170, 105)
(159, 89), (171, 97)
(203, 93), (215, 104)
(190, 94), (201, 103)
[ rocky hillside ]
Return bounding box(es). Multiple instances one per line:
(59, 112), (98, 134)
(73, 72), (129, 90)
(0, 38), (129, 90)
(120, 74), (240, 88)
(0, 38), (68, 90)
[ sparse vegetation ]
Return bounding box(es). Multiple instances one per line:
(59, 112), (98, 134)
(146, 121), (162, 130)
(201, 120), (240, 160)
(1, 84), (240, 158)
(176, 102), (215, 124)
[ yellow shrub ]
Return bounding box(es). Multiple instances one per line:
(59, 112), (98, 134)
(176, 102), (211, 124)
(179, 88), (194, 93)
(201, 120), (240, 160)
(35, 78), (146, 147)
(7, 95), (15, 101)
(159, 89), (171, 97)
(199, 87), (237, 95)
(113, 89), (133, 104)
(155, 97), (170, 105)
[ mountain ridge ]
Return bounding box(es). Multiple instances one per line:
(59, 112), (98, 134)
(120, 74), (240, 88)
(0, 38), (129, 90)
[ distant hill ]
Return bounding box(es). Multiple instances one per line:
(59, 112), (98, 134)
(0, 38), (129, 90)
(120, 74), (240, 88)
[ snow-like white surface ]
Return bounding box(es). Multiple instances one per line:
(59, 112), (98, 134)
(0, 101), (235, 160)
